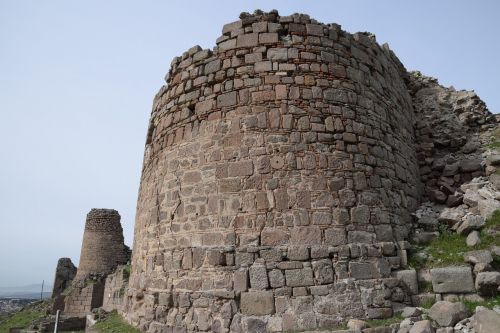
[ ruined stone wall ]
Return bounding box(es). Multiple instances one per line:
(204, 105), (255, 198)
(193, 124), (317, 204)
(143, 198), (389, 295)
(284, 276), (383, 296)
(75, 209), (130, 281)
(407, 72), (496, 207)
(64, 282), (105, 316)
(51, 257), (77, 314)
(125, 11), (421, 332)
(52, 257), (77, 298)
(102, 265), (130, 312)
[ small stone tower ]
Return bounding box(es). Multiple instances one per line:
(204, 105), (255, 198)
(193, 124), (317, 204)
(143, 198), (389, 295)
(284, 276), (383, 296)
(64, 208), (130, 316)
(74, 208), (130, 281)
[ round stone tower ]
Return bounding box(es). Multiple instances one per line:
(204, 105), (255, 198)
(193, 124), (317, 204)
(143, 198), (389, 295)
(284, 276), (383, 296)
(126, 11), (421, 332)
(75, 208), (130, 281)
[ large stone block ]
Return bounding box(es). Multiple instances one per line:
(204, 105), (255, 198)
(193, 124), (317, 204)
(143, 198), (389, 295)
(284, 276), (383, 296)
(249, 262), (269, 290)
(290, 226), (321, 245)
(285, 268), (314, 287)
(428, 301), (468, 327)
(430, 266), (475, 293)
(394, 269), (418, 295)
(240, 291), (275, 315)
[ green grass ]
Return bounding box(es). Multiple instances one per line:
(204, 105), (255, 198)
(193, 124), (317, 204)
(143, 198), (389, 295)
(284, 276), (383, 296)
(92, 311), (141, 333)
(421, 298), (436, 309)
(0, 302), (46, 333)
(487, 128), (500, 149)
(365, 315), (403, 328)
(408, 210), (500, 269)
(463, 295), (500, 313)
(487, 141), (500, 149)
(418, 281), (433, 292)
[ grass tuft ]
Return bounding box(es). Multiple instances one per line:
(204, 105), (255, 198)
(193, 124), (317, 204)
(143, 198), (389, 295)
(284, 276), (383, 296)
(463, 295), (500, 313)
(365, 315), (403, 328)
(408, 210), (500, 270)
(93, 311), (141, 333)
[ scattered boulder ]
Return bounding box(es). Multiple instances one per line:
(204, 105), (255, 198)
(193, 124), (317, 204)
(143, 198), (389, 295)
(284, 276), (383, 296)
(456, 214), (485, 235)
(460, 159), (482, 173)
(445, 194), (462, 207)
(489, 173), (500, 191)
(478, 198), (500, 219)
(463, 250), (493, 265)
(402, 306), (422, 318)
(430, 190), (447, 204)
(409, 320), (434, 333)
(438, 206), (466, 226)
(487, 155), (500, 166)
(347, 318), (368, 331)
(417, 216), (439, 229)
(475, 271), (500, 296)
(466, 230), (481, 247)
(463, 189), (482, 207)
(470, 309), (500, 333)
(430, 267), (475, 293)
(428, 301), (468, 327)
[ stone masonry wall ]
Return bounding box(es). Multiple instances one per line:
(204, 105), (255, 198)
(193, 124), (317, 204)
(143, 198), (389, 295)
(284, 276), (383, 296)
(124, 11), (421, 332)
(64, 282), (105, 316)
(102, 265), (130, 313)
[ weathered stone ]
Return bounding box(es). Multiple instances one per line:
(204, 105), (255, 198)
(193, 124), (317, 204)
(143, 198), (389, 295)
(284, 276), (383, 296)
(463, 250), (493, 265)
(349, 261), (378, 279)
(269, 269), (285, 288)
(249, 262), (269, 290)
(466, 230), (481, 247)
(290, 227), (321, 245)
(438, 206), (466, 226)
(429, 301), (468, 327)
(285, 268), (314, 287)
(460, 159), (482, 172)
(402, 306), (422, 318)
(287, 246), (309, 261)
(478, 198), (500, 219)
(430, 266), (475, 293)
(471, 309), (500, 333)
(394, 269), (418, 295)
(347, 319), (368, 331)
(240, 291), (274, 315)
(464, 189), (482, 207)
(487, 155), (500, 166)
(324, 228), (347, 246)
(409, 320), (433, 333)
(457, 214), (485, 235)
(311, 259), (334, 284)
(217, 91), (237, 107)
(475, 272), (500, 296)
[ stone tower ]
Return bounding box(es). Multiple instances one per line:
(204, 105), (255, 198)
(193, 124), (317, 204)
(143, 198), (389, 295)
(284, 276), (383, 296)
(74, 208), (130, 281)
(64, 208), (130, 316)
(125, 11), (421, 332)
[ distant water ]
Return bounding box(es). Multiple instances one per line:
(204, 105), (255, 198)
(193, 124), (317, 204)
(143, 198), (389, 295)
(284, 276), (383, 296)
(0, 284), (53, 299)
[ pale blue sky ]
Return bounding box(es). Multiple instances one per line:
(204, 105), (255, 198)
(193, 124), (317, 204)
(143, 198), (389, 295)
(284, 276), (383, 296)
(0, 1), (498, 287)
